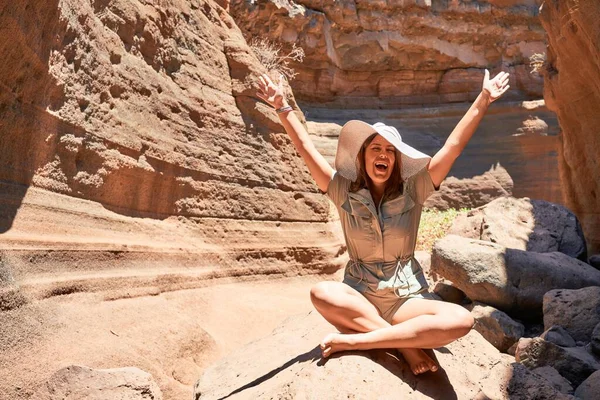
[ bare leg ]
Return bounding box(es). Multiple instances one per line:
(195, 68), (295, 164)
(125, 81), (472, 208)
(310, 282), (438, 374)
(320, 298), (474, 357)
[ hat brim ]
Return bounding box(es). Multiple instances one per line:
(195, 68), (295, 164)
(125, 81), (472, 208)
(334, 120), (431, 182)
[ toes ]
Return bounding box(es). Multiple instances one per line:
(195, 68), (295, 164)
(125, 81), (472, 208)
(413, 362), (426, 375)
(320, 334), (332, 350)
(415, 361), (436, 375)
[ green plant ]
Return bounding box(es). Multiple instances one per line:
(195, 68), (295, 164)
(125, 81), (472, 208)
(416, 207), (470, 252)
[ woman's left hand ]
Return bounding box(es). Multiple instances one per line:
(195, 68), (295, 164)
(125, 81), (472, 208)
(482, 70), (510, 103)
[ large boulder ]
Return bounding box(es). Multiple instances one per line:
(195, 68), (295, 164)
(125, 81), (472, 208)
(33, 365), (162, 399)
(424, 165), (513, 211)
(195, 311), (569, 400)
(543, 287), (600, 342)
(540, 326), (576, 348)
(591, 323), (600, 356)
(416, 251), (466, 304)
(574, 370), (600, 400)
(449, 197), (587, 261)
(466, 302), (525, 353)
(589, 255), (600, 270)
(515, 337), (600, 388)
(532, 366), (573, 395)
(432, 281), (467, 305)
(431, 235), (600, 318)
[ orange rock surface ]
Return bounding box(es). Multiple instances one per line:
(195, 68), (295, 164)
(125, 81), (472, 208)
(540, 0), (600, 253)
(0, 0), (344, 288)
(231, 0), (545, 106)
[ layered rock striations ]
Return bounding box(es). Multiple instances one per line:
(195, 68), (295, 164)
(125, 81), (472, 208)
(0, 0), (344, 295)
(540, 0), (600, 253)
(230, 0), (545, 107)
(231, 0), (563, 206)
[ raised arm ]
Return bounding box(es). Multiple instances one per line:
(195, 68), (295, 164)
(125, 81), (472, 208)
(257, 73), (333, 192)
(428, 70), (510, 188)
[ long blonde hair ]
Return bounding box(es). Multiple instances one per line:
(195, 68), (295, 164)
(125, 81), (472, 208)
(349, 134), (404, 200)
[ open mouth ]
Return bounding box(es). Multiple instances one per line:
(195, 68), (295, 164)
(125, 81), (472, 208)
(374, 161), (388, 172)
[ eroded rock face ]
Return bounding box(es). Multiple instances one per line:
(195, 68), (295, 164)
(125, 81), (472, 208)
(540, 0), (600, 253)
(449, 197), (587, 260)
(0, 0), (344, 291)
(33, 365), (162, 400)
(230, 0), (544, 106)
(0, 0), (326, 222)
(195, 311), (569, 400)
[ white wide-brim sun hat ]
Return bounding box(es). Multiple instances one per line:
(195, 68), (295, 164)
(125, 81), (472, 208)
(334, 120), (431, 182)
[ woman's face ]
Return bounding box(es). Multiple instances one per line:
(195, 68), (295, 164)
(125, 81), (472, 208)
(364, 134), (397, 185)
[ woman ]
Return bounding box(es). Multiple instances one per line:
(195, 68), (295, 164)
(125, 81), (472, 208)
(257, 70), (510, 375)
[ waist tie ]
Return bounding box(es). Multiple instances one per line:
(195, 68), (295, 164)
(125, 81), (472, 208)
(391, 256), (417, 298)
(348, 255), (417, 298)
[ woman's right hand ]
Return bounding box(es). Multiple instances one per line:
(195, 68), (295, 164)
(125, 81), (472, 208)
(256, 74), (333, 191)
(256, 73), (287, 109)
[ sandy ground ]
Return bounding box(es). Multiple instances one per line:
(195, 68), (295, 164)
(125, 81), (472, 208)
(0, 272), (341, 399)
(0, 176), (346, 400)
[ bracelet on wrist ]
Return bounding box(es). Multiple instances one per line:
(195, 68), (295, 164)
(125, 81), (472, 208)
(275, 105), (293, 114)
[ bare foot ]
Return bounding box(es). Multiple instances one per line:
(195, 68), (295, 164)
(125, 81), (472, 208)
(320, 333), (355, 358)
(319, 334), (439, 375)
(398, 348), (438, 375)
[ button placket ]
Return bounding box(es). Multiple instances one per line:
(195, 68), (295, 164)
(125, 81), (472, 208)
(347, 190), (388, 261)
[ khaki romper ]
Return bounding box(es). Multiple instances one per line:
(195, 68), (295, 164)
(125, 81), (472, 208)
(326, 167), (439, 323)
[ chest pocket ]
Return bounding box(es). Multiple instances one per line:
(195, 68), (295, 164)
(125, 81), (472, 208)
(340, 197), (376, 241)
(381, 194), (415, 239)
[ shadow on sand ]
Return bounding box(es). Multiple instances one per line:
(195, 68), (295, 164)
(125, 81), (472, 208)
(214, 345), (457, 400)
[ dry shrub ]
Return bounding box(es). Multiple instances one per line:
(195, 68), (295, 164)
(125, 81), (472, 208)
(249, 38), (305, 81)
(529, 53), (546, 74)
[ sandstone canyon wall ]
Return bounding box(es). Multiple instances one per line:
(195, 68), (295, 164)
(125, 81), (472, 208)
(229, 0), (563, 205)
(0, 0), (344, 297)
(231, 0), (545, 107)
(540, 0), (600, 254)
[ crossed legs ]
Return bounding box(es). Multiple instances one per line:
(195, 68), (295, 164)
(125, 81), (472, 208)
(310, 281), (474, 374)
